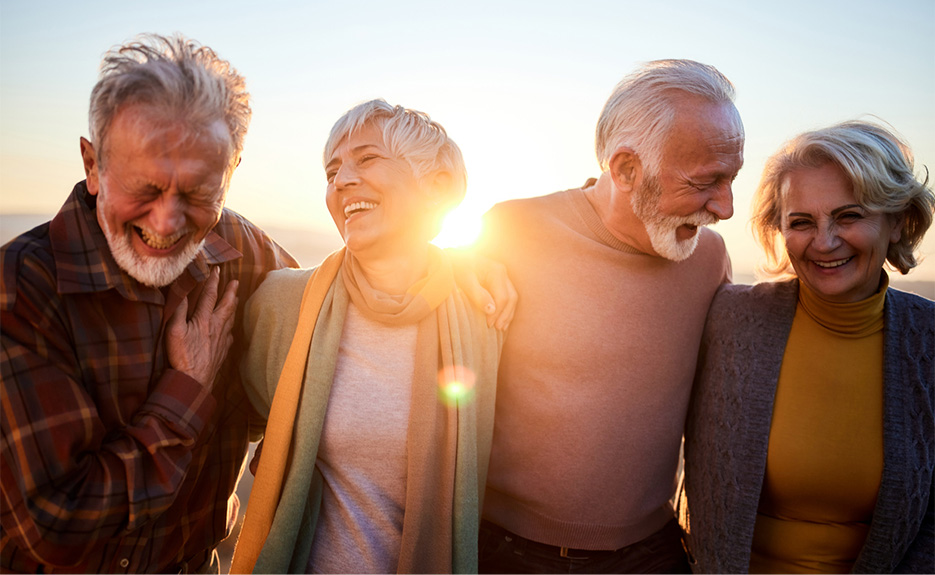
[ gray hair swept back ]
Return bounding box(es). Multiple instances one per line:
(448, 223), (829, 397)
(323, 99), (467, 208)
(89, 33), (251, 167)
(595, 59), (737, 174)
(752, 120), (934, 276)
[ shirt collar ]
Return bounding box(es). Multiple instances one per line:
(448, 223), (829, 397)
(50, 181), (243, 302)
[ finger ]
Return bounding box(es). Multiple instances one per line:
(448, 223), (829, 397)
(218, 295), (238, 343)
(167, 295), (189, 336)
(215, 278), (239, 313)
(193, 267), (221, 322)
(448, 248), (500, 326)
(496, 280), (518, 331)
(465, 277), (497, 328)
(218, 332), (234, 363)
(215, 279), (239, 331)
(213, 279), (239, 332)
(478, 259), (517, 330)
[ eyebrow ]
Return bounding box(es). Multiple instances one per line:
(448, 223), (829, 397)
(831, 204), (862, 215)
(787, 204), (862, 218)
(325, 144), (382, 171)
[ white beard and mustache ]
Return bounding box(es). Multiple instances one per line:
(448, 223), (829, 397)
(97, 187), (204, 288)
(631, 174), (718, 262)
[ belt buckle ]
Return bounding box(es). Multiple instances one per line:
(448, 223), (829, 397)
(560, 546), (589, 559)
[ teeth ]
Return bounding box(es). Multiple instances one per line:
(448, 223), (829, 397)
(344, 201), (377, 218)
(138, 227), (184, 249)
(814, 257), (852, 269)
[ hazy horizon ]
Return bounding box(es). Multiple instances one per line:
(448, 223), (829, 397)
(3, 212), (931, 301)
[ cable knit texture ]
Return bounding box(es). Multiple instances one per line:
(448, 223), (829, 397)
(682, 279), (934, 574)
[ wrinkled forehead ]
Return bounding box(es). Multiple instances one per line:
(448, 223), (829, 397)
(778, 160), (862, 211)
(663, 98), (744, 155)
(104, 104), (234, 163)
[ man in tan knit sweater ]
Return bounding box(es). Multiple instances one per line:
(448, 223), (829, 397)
(476, 59), (743, 573)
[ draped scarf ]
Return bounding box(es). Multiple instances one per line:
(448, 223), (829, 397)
(231, 246), (494, 574)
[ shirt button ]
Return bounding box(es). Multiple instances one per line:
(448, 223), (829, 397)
(119, 558), (129, 568)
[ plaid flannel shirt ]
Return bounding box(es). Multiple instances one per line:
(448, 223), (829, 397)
(0, 181), (298, 573)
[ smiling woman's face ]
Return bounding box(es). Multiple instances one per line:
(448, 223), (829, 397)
(324, 123), (434, 260)
(780, 162), (903, 303)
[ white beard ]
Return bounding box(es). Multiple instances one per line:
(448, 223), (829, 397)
(632, 175), (718, 262)
(97, 189), (203, 288)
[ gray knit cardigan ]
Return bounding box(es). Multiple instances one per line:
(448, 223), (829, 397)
(682, 279), (934, 574)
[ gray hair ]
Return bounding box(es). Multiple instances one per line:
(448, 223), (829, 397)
(323, 99), (467, 209)
(89, 33), (250, 168)
(752, 120), (934, 276)
(595, 59), (737, 173)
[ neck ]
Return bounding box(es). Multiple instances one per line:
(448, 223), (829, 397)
(353, 244), (431, 295)
(586, 173), (655, 254)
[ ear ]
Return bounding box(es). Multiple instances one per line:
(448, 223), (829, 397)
(889, 211), (906, 244)
(608, 147), (642, 194)
(425, 169), (455, 208)
(80, 137), (101, 196)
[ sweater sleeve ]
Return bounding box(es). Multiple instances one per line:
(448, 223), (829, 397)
(239, 267), (315, 423)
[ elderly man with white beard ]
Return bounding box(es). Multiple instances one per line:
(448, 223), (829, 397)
(476, 59), (744, 574)
(0, 34), (299, 574)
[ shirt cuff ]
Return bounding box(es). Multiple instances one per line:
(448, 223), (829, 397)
(140, 369), (217, 438)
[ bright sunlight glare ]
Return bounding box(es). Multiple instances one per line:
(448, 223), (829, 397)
(432, 204), (484, 248)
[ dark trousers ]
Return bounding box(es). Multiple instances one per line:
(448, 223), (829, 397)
(478, 517), (692, 574)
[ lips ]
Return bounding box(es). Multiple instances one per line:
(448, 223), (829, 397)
(135, 226), (185, 250)
(344, 201), (377, 219)
(676, 223), (699, 241)
(813, 256), (853, 269)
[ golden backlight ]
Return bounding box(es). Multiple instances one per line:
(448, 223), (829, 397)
(432, 204), (484, 249)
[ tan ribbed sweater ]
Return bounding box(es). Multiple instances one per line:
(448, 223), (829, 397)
(478, 186), (731, 550)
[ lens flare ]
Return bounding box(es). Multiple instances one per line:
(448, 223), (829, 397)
(437, 365), (476, 405)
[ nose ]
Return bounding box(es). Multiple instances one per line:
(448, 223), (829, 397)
(148, 193), (187, 236)
(813, 223), (842, 252)
(706, 183), (734, 221)
(333, 162), (360, 189)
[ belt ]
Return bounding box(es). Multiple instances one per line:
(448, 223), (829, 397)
(480, 519), (619, 559)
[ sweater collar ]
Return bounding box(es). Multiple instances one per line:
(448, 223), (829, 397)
(797, 272), (887, 336)
(571, 182), (650, 255)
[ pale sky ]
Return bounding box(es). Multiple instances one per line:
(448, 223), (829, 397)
(2, 0), (934, 283)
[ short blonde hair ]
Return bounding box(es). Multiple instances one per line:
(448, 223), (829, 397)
(323, 99), (467, 210)
(752, 120), (934, 277)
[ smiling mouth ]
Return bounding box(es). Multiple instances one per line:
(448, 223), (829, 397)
(814, 256), (853, 269)
(344, 201), (377, 219)
(136, 226), (185, 250)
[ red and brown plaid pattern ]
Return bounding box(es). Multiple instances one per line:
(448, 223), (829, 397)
(1, 182), (297, 573)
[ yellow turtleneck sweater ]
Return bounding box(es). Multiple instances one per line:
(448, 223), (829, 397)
(749, 276), (887, 574)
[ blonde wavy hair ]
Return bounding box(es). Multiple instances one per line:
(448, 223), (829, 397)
(752, 120), (934, 278)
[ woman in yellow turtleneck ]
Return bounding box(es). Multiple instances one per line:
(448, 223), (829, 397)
(682, 121), (935, 574)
